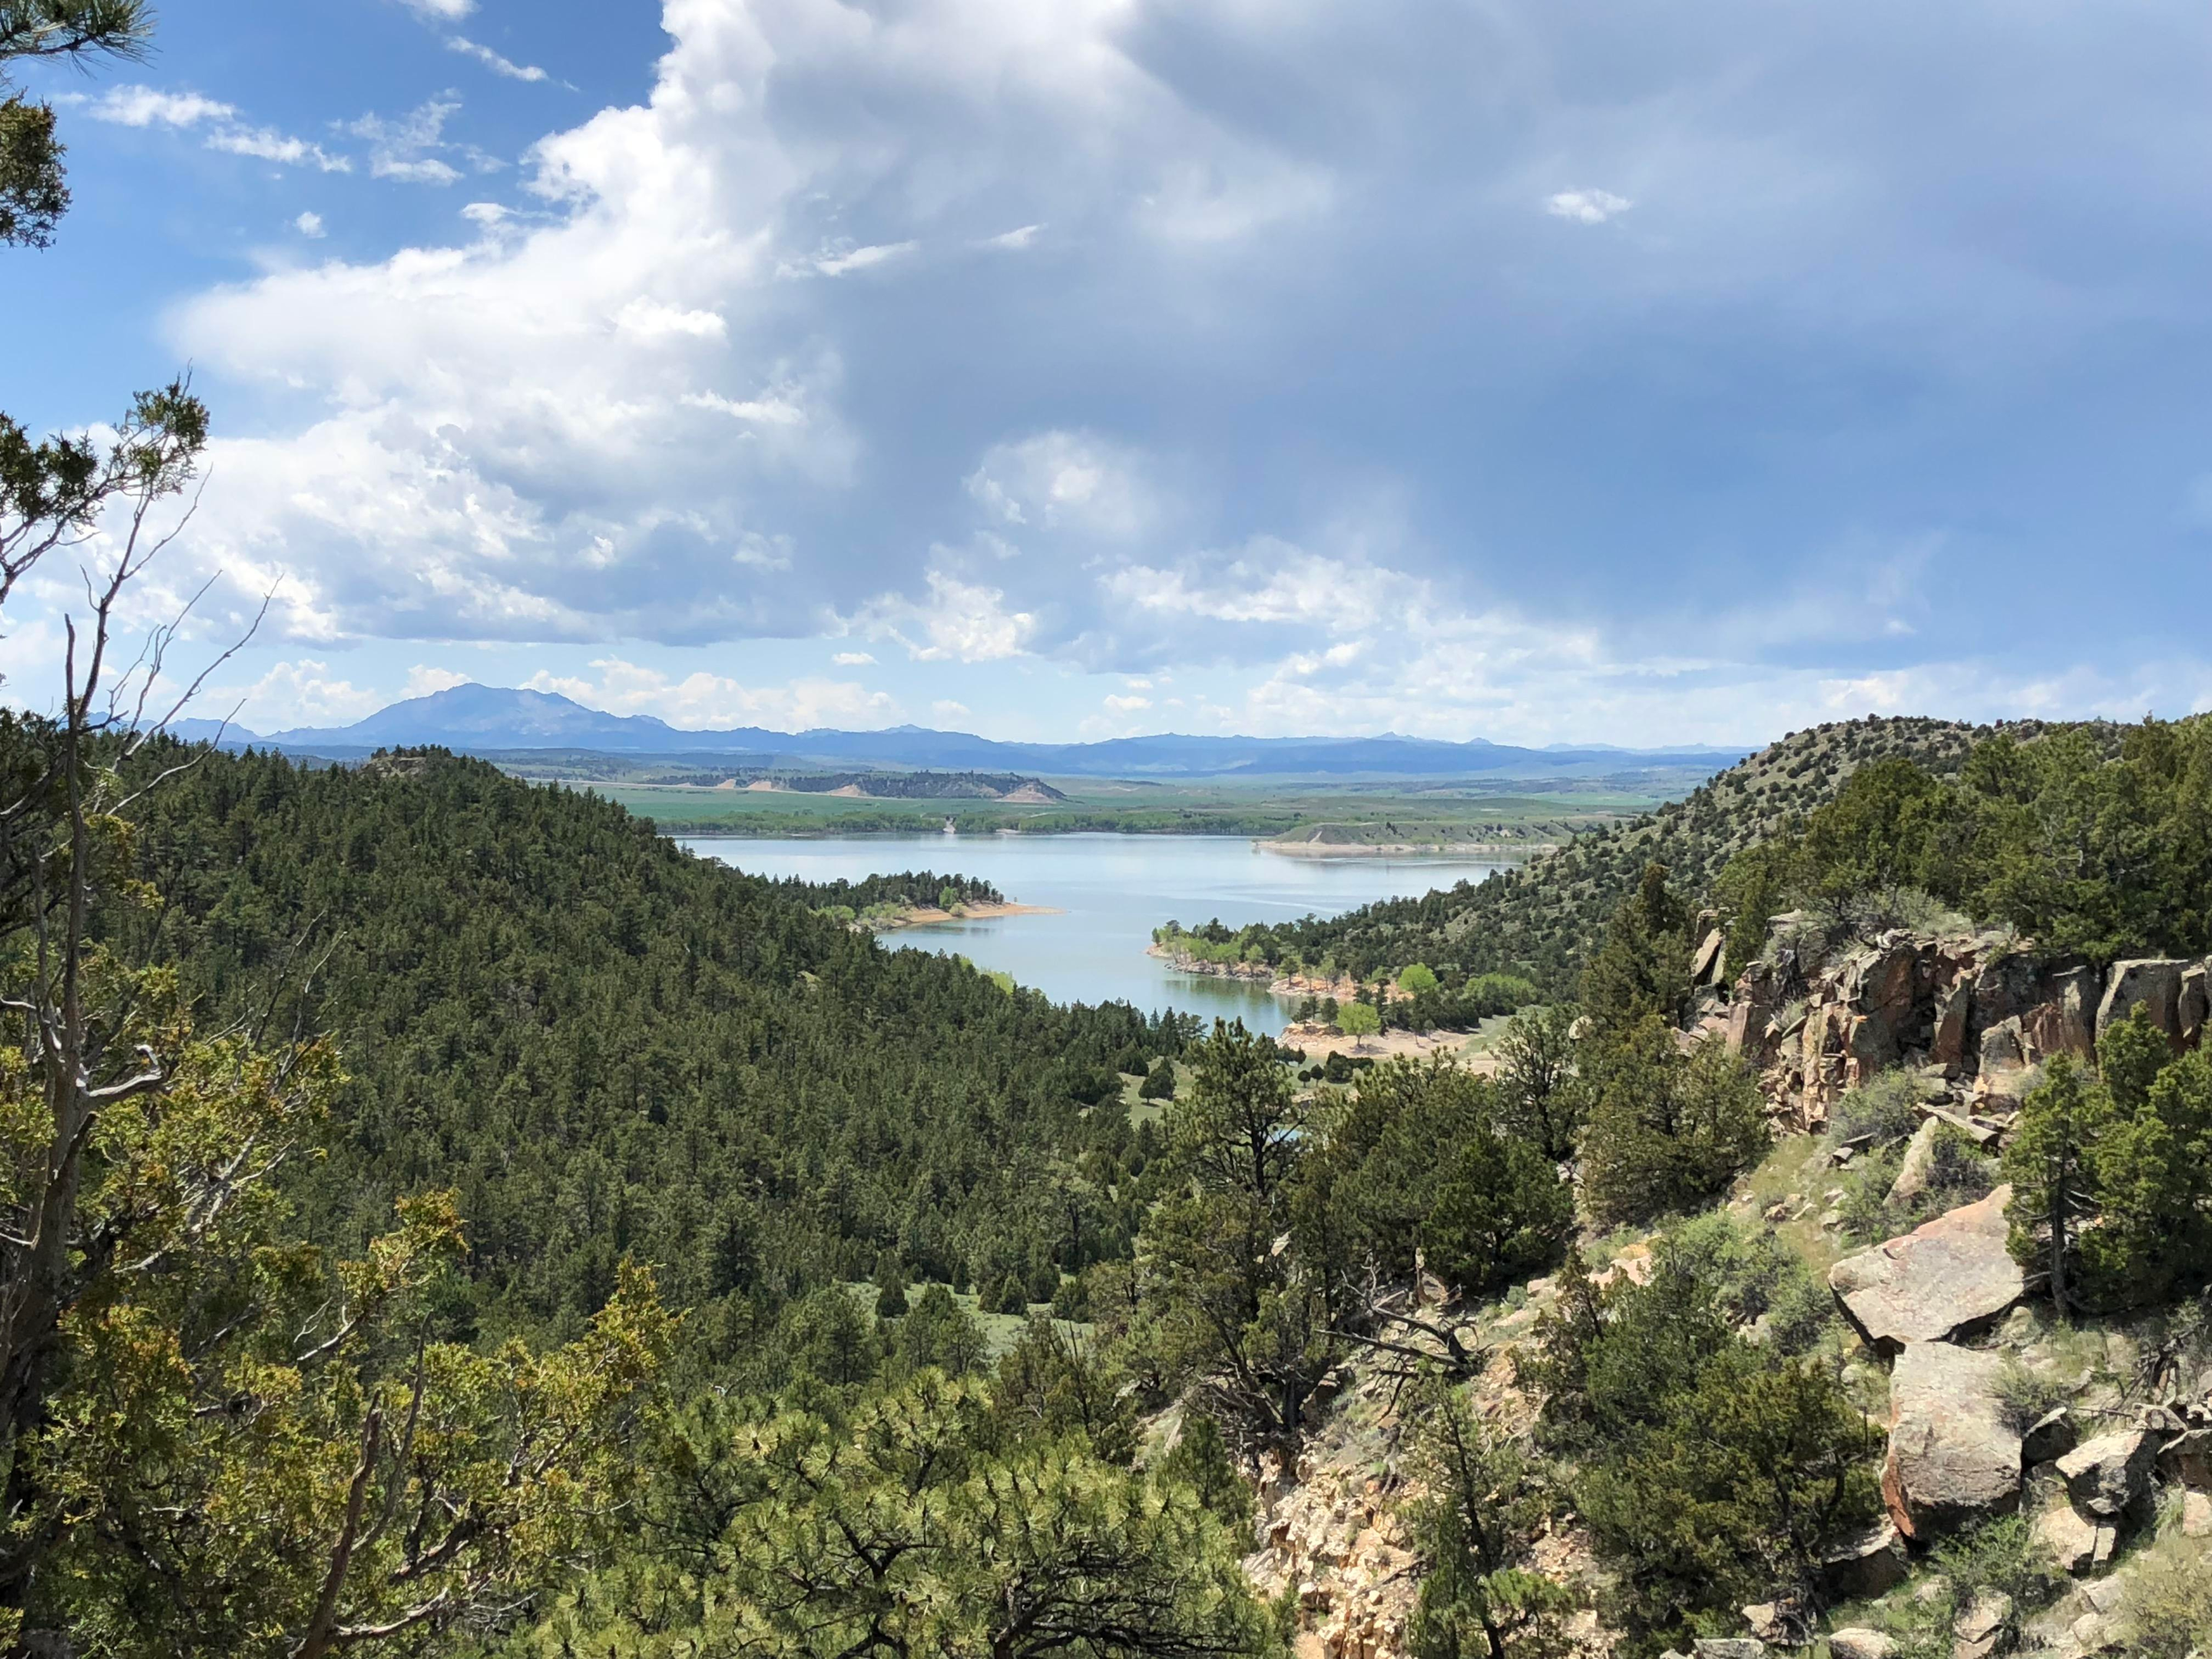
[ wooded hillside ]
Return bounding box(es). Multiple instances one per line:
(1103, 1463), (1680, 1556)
(109, 745), (1181, 1358)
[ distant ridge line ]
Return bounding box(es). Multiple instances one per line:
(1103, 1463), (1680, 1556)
(170, 684), (1749, 781)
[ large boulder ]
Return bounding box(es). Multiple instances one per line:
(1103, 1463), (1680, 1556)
(1830, 1187), (2025, 1353)
(2055, 1430), (2157, 1523)
(1829, 1633), (1896, 1659)
(2095, 959), (2190, 1051)
(1883, 1341), (2022, 1540)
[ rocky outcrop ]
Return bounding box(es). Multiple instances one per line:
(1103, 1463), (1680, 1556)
(1829, 1188), (2025, 1353)
(1717, 932), (2210, 1132)
(1881, 1340), (2022, 1539)
(1828, 1631), (1896, 1659)
(2095, 959), (2194, 1052)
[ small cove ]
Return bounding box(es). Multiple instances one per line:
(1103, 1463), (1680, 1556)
(680, 833), (1506, 1034)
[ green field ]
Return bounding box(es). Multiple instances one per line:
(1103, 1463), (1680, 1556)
(565, 775), (1679, 842)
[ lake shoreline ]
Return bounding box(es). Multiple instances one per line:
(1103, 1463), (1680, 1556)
(684, 834), (1505, 1037)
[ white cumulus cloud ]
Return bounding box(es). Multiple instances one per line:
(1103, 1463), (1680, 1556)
(854, 571), (1039, 663)
(1545, 188), (1631, 224)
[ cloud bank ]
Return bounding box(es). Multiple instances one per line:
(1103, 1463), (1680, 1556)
(71, 0), (2212, 740)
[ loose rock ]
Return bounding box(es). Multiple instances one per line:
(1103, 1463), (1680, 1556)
(1814, 1518), (1910, 1601)
(1952, 1590), (2012, 1659)
(1883, 1341), (2022, 1539)
(2157, 1426), (2210, 1489)
(2021, 1407), (2078, 1466)
(2055, 1430), (2157, 1522)
(2184, 1488), (2212, 1538)
(2032, 1499), (2114, 1576)
(1830, 1632), (1897, 1659)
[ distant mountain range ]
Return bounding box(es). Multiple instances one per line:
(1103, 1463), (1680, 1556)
(172, 684), (1748, 780)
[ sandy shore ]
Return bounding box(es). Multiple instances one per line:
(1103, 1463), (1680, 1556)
(1277, 1021), (1497, 1071)
(1261, 839), (1555, 859)
(873, 900), (1061, 929)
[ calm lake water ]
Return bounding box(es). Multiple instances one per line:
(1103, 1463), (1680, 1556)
(680, 834), (1505, 1035)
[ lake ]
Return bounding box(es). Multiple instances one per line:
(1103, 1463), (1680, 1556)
(680, 833), (1505, 1034)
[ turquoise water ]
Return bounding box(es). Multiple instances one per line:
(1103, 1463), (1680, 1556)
(680, 833), (1504, 1035)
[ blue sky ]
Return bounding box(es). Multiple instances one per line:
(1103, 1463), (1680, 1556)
(5, 0), (2210, 743)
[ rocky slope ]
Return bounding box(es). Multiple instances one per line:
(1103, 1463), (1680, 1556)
(1237, 917), (2212, 1659)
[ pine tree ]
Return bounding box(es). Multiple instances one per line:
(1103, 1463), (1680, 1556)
(1578, 864), (1693, 1035)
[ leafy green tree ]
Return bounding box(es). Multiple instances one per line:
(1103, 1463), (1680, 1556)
(1397, 963), (1440, 996)
(1141, 1056), (1179, 1100)
(1793, 754), (1955, 908)
(1338, 1000), (1381, 1044)
(781, 1285), (880, 1388)
(1165, 1023), (1300, 1209)
(1578, 865), (1693, 1036)
(2075, 1038), (2212, 1308)
(1492, 1003), (1584, 1162)
(45, 1247), (671, 1659)
(1142, 1024), (1333, 1440)
(1402, 1374), (1575, 1659)
(2004, 1010), (2212, 1313)
(1578, 1020), (1770, 1227)
(1957, 721), (2212, 964)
